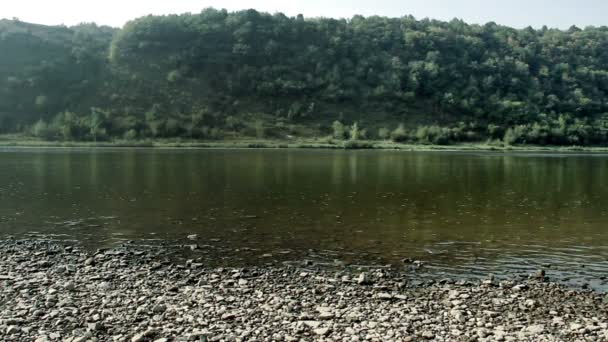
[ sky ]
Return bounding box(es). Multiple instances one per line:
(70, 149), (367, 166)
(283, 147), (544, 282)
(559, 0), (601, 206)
(1, 0), (607, 29)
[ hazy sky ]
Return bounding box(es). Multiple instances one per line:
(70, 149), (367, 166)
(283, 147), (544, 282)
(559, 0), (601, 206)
(2, 0), (607, 29)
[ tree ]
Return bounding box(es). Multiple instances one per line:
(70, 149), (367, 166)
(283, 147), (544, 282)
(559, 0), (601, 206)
(332, 121), (346, 140)
(391, 124), (408, 142)
(32, 119), (49, 139)
(4, 10), (608, 146)
(350, 122), (360, 141)
(89, 109), (105, 142)
(378, 127), (390, 140)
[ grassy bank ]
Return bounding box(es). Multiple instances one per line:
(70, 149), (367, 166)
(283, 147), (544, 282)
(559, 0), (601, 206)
(2, 134), (608, 153)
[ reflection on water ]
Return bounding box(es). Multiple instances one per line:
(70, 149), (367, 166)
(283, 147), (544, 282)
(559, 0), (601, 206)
(1, 148), (608, 289)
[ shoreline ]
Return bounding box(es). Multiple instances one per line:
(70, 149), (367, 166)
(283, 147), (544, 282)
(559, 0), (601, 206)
(1, 240), (607, 341)
(3, 137), (608, 154)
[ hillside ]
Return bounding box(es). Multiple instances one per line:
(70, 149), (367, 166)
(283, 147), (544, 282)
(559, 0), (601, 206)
(0, 20), (115, 133)
(2, 10), (608, 145)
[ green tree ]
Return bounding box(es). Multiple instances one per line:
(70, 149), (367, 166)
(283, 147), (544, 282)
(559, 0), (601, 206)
(391, 124), (408, 142)
(332, 121), (346, 140)
(350, 122), (360, 141)
(378, 127), (390, 140)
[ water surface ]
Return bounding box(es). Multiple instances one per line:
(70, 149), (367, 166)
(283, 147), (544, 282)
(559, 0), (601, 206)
(1, 148), (608, 289)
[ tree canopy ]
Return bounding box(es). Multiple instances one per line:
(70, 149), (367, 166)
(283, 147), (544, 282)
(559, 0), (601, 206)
(2, 10), (608, 145)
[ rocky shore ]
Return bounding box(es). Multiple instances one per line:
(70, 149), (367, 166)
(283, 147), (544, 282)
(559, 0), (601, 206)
(1, 240), (607, 342)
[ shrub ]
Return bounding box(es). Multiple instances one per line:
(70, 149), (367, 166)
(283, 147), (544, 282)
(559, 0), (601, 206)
(503, 125), (526, 145)
(350, 122), (360, 141)
(123, 129), (138, 140)
(391, 124), (408, 142)
(487, 123), (503, 139)
(332, 120), (346, 140)
(343, 140), (374, 149)
(378, 127), (390, 140)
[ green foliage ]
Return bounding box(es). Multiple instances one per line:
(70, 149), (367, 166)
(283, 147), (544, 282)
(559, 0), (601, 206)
(124, 129), (138, 140)
(415, 125), (449, 145)
(31, 119), (56, 140)
(253, 120), (265, 139)
(34, 95), (48, 109)
(343, 140), (374, 149)
(487, 124), (503, 140)
(391, 124), (408, 142)
(167, 70), (182, 83)
(4, 12), (608, 146)
(332, 121), (346, 140)
(378, 127), (390, 140)
(350, 122), (360, 141)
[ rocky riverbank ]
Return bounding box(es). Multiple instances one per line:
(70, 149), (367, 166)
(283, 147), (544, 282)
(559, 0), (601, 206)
(1, 240), (607, 342)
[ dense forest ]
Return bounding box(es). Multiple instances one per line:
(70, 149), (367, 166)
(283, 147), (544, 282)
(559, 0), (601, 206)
(2, 9), (608, 145)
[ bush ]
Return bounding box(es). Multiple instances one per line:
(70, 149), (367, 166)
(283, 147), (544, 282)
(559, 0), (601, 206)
(332, 120), (346, 140)
(378, 127), (390, 140)
(123, 129), (138, 140)
(31, 119), (61, 140)
(415, 125), (451, 145)
(343, 140), (374, 149)
(503, 125), (526, 145)
(254, 120), (265, 139)
(350, 122), (360, 141)
(391, 124), (408, 142)
(487, 124), (503, 139)
(167, 70), (182, 83)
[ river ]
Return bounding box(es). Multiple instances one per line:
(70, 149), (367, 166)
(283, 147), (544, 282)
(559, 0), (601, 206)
(1, 148), (608, 289)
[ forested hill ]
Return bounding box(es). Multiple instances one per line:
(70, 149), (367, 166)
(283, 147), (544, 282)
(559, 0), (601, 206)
(2, 10), (608, 145)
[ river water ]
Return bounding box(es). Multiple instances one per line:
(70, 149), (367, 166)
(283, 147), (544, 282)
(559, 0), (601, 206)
(2, 148), (608, 289)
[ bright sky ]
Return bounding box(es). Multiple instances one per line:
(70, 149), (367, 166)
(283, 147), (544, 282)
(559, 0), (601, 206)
(2, 0), (607, 29)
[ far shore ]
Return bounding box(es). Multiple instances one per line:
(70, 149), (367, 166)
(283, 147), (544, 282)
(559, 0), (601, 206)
(3, 135), (608, 153)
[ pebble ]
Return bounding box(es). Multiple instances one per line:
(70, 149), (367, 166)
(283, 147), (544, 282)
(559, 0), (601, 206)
(357, 272), (371, 285)
(0, 240), (606, 342)
(314, 328), (331, 336)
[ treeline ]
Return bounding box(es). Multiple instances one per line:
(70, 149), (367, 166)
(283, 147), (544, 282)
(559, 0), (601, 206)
(2, 9), (608, 145)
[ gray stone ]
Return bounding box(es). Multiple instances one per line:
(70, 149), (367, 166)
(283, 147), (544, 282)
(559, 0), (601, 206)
(421, 330), (434, 339)
(357, 272), (371, 285)
(313, 328), (331, 336)
(6, 326), (20, 334)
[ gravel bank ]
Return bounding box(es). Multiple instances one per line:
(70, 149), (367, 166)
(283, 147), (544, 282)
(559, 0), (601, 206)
(0, 240), (607, 342)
